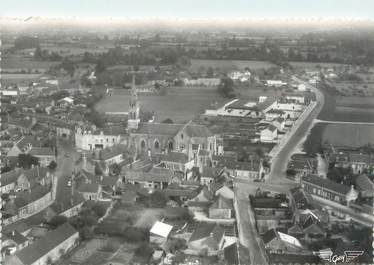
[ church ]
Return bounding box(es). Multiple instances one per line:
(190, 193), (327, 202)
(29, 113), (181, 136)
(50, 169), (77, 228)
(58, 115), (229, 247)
(75, 75), (218, 162)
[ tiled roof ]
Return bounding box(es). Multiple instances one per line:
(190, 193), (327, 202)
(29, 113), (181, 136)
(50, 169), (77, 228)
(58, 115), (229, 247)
(29, 147), (55, 157)
(1, 169), (23, 187)
(158, 152), (189, 164)
(210, 195), (233, 210)
(96, 145), (126, 161)
(77, 183), (100, 193)
(10, 223), (78, 265)
(8, 118), (35, 129)
(15, 136), (42, 151)
(302, 174), (350, 195)
(252, 198), (287, 209)
(355, 174), (374, 192)
(125, 168), (175, 183)
(4, 230), (28, 245)
(135, 122), (183, 136)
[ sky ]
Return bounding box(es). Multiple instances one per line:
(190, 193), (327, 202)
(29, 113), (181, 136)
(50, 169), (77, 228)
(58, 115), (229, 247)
(1, 0), (374, 19)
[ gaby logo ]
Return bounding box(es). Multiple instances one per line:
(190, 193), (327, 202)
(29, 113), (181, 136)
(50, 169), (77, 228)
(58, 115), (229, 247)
(315, 249), (364, 264)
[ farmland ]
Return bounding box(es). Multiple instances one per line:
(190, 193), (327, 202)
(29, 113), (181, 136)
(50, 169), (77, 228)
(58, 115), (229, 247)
(190, 59), (275, 71)
(2, 56), (60, 73)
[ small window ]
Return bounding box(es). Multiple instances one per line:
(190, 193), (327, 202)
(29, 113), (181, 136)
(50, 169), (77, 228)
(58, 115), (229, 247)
(181, 133), (184, 139)
(154, 141), (160, 149)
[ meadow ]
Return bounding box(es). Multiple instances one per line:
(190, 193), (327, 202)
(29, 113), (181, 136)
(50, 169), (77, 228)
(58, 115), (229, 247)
(190, 59), (275, 71)
(322, 124), (374, 148)
(95, 87), (228, 123)
(2, 56), (59, 72)
(288, 61), (346, 70)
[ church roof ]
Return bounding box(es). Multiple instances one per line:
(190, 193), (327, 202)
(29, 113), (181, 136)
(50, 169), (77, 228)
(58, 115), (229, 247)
(134, 122), (184, 136)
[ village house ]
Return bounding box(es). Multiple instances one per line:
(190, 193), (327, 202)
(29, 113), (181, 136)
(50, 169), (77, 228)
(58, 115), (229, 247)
(187, 223), (225, 256)
(354, 174), (374, 198)
(262, 229), (305, 254)
(265, 109), (286, 121)
(149, 221), (173, 245)
(124, 166), (182, 190)
(75, 125), (125, 151)
(325, 150), (374, 175)
(260, 124), (278, 143)
(250, 193), (293, 234)
(272, 117), (286, 132)
(301, 174), (359, 206)
(155, 151), (195, 178)
(187, 186), (214, 213)
(5, 223), (79, 265)
(208, 194), (234, 220)
(200, 166), (225, 185)
(29, 147), (55, 167)
(287, 154), (318, 181)
(7, 136), (43, 157)
(1, 230), (29, 258)
(216, 158), (264, 180)
(7, 117), (37, 135)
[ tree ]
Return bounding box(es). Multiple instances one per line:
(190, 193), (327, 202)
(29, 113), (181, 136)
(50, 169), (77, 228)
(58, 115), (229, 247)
(48, 215), (68, 229)
(18, 154), (39, 169)
(161, 118), (173, 124)
(91, 204), (107, 218)
(217, 77), (235, 98)
(134, 242), (154, 260)
(111, 163), (122, 175)
(140, 110), (154, 122)
(48, 160), (57, 171)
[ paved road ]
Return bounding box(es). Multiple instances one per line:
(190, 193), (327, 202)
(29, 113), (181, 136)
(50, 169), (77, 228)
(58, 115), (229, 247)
(268, 79), (324, 182)
(235, 182), (269, 265)
(55, 138), (81, 205)
(315, 119), (374, 125)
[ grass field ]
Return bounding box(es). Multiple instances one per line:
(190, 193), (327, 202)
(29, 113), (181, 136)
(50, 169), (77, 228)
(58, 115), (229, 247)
(95, 87), (228, 123)
(190, 59), (275, 71)
(322, 124), (374, 148)
(2, 56), (59, 72)
(288, 61), (346, 70)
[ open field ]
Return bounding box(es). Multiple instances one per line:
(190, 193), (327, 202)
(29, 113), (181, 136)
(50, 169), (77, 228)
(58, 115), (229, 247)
(2, 56), (60, 72)
(190, 59), (275, 71)
(95, 87), (228, 123)
(288, 61), (346, 70)
(95, 85), (293, 123)
(333, 81), (374, 97)
(61, 236), (137, 265)
(322, 124), (374, 148)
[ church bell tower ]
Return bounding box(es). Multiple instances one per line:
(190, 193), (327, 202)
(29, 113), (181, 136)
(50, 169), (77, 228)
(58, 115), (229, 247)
(127, 74), (140, 131)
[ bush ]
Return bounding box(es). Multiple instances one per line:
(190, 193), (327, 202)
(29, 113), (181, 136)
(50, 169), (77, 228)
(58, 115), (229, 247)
(122, 227), (148, 242)
(91, 204), (107, 218)
(48, 215), (68, 229)
(134, 242), (154, 261)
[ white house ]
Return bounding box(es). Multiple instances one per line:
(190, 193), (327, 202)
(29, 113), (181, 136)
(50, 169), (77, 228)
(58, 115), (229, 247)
(260, 125), (278, 143)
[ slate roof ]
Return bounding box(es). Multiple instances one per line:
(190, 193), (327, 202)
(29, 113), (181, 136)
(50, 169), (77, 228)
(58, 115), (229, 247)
(10, 223), (78, 265)
(94, 145), (126, 161)
(8, 118), (35, 129)
(135, 122), (184, 136)
(202, 166), (224, 179)
(302, 174), (350, 195)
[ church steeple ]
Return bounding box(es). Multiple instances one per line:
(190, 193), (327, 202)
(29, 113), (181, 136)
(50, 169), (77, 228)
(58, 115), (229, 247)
(127, 74), (140, 131)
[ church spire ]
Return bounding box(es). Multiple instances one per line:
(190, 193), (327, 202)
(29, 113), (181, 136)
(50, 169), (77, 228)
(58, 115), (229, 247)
(127, 74), (140, 131)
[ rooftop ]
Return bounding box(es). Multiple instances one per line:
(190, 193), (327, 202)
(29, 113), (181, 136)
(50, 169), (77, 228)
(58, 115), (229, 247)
(302, 174), (350, 195)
